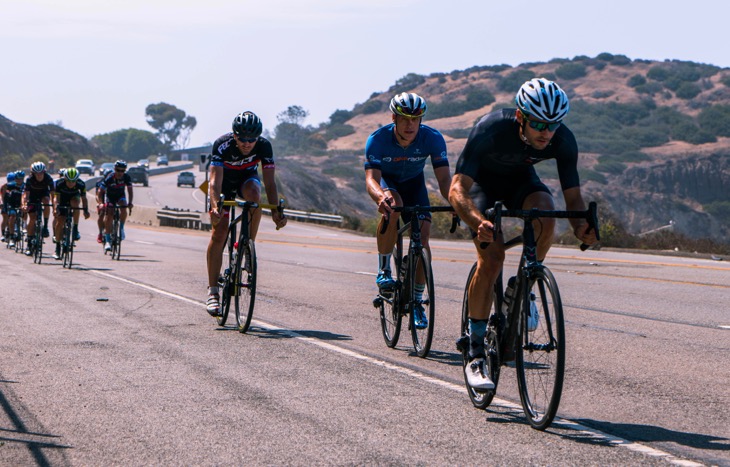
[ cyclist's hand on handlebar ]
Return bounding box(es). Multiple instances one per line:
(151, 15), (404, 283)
(574, 222), (598, 246)
(476, 219), (496, 243)
(377, 194), (394, 218)
(272, 211), (287, 230)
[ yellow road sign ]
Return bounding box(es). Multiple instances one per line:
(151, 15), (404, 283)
(199, 180), (208, 194)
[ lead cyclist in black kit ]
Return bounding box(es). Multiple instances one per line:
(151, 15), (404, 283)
(449, 78), (598, 389)
(205, 111), (287, 316)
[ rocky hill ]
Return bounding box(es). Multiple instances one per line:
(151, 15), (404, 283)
(300, 53), (730, 240)
(2, 53), (729, 241)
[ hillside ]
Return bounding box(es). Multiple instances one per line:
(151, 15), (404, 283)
(288, 53), (730, 240)
(1, 53), (729, 242)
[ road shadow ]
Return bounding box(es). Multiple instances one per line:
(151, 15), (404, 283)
(571, 419), (730, 452)
(247, 327), (353, 341)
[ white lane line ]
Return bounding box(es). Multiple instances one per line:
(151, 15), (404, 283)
(88, 269), (705, 467)
(134, 241), (155, 245)
(719, 325), (730, 330)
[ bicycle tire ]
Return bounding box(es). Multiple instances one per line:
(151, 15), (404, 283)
(63, 219), (74, 269)
(236, 239), (257, 333)
(515, 267), (565, 430)
(410, 248), (435, 358)
(217, 246), (235, 327)
(459, 262), (501, 409)
(378, 247), (403, 348)
(15, 220), (24, 254)
(111, 214), (121, 260)
(33, 226), (43, 264)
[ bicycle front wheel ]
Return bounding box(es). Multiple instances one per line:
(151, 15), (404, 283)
(236, 239), (257, 333)
(459, 263), (501, 409)
(33, 231), (43, 264)
(410, 249), (435, 358)
(515, 266), (565, 430)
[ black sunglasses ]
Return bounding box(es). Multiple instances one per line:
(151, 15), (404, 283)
(236, 135), (258, 143)
(525, 116), (562, 132)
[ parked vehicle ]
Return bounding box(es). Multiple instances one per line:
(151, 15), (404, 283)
(75, 159), (95, 175)
(127, 166), (149, 186)
(177, 171), (196, 188)
(156, 155), (169, 166)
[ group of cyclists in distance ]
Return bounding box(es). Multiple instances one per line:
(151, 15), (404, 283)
(2, 76), (599, 392)
(0, 159), (134, 259)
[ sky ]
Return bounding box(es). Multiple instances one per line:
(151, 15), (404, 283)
(2, 0), (729, 149)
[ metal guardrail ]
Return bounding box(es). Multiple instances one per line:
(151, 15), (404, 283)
(156, 206), (343, 232)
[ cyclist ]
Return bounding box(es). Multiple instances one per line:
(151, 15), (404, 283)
(51, 168), (90, 259)
(22, 162), (55, 255)
(95, 168), (112, 243)
(1, 173), (23, 247)
(205, 111), (287, 316)
(98, 160), (134, 252)
(448, 78), (597, 389)
(364, 92), (452, 329)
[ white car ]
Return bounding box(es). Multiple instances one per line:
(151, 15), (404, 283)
(75, 159), (95, 175)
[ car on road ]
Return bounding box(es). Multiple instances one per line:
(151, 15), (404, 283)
(177, 171), (196, 188)
(156, 155), (169, 166)
(137, 159), (150, 169)
(127, 166), (149, 186)
(98, 162), (115, 176)
(75, 159), (95, 175)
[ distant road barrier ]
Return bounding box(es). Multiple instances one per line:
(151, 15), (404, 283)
(155, 206), (343, 232)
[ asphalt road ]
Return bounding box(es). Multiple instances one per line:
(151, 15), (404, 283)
(1, 170), (728, 466)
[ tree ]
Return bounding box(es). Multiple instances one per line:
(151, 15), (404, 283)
(277, 105), (309, 126)
(145, 102), (197, 151)
(91, 128), (163, 159)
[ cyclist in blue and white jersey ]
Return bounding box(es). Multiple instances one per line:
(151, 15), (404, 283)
(364, 92), (452, 329)
(1, 173), (23, 247)
(98, 160), (134, 252)
(449, 78), (597, 389)
(205, 111), (287, 316)
(22, 162), (55, 255)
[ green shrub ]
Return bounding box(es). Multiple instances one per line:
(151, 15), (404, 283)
(628, 74), (647, 87)
(497, 69), (535, 92)
(390, 73), (426, 92)
(596, 52), (615, 61)
(675, 82), (702, 99)
(647, 66), (670, 81)
(578, 168), (607, 184)
(635, 82), (664, 95)
(720, 74), (730, 87)
(324, 124), (356, 140)
(360, 100), (383, 115)
(329, 109), (353, 125)
(555, 62), (587, 80)
(611, 55), (632, 66)
(698, 105), (730, 137)
(704, 201), (730, 225)
(595, 160), (627, 174)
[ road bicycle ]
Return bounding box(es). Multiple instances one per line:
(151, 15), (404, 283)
(456, 201), (599, 430)
(216, 195), (285, 333)
(105, 205), (130, 261)
(57, 206), (83, 269)
(373, 205), (457, 358)
(26, 202), (53, 264)
(3, 208), (24, 252)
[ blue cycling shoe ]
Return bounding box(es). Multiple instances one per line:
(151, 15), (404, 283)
(413, 303), (428, 329)
(375, 271), (396, 290)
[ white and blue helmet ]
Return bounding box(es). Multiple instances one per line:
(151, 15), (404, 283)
(515, 78), (570, 122)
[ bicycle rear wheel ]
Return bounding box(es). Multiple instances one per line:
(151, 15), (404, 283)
(236, 239), (257, 333)
(410, 249), (435, 358)
(515, 267), (565, 430)
(33, 229), (43, 264)
(459, 263), (501, 409)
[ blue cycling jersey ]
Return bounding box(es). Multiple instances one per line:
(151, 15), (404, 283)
(364, 123), (449, 182)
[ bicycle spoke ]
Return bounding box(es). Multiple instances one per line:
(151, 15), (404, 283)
(410, 249), (435, 358)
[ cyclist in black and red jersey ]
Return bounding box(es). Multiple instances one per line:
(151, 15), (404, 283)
(449, 78), (597, 390)
(51, 168), (90, 259)
(1, 173), (23, 247)
(205, 111), (287, 316)
(98, 160), (134, 252)
(22, 162), (55, 255)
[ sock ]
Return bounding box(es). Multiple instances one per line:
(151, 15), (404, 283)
(378, 253), (392, 273)
(208, 286), (219, 295)
(105, 233), (111, 242)
(414, 283), (425, 302)
(468, 319), (488, 359)
(43, 217), (49, 227)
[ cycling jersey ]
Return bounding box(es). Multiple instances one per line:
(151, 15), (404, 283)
(100, 172), (132, 203)
(211, 133), (275, 199)
(364, 123), (449, 182)
(2, 185), (22, 213)
(23, 173), (55, 201)
(456, 108), (579, 190)
(54, 179), (87, 205)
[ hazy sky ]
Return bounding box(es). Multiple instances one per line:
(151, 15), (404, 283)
(3, 0), (728, 148)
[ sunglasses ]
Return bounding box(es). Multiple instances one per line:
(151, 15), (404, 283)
(525, 116), (562, 132)
(395, 105), (425, 118)
(236, 136), (258, 143)
(115, 169), (126, 173)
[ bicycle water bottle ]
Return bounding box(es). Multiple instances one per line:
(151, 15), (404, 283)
(502, 276), (516, 317)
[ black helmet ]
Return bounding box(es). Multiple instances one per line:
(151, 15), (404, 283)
(114, 160), (128, 169)
(232, 111), (263, 138)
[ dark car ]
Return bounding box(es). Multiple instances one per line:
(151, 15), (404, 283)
(127, 166), (149, 186)
(177, 171), (196, 188)
(156, 155), (169, 166)
(137, 159), (150, 168)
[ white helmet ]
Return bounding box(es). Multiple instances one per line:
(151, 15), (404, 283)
(515, 78), (569, 122)
(31, 161), (46, 173)
(389, 92), (427, 118)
